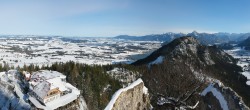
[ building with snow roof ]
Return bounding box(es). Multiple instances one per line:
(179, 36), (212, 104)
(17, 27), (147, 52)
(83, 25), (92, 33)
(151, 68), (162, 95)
(28, 70), (80, 108)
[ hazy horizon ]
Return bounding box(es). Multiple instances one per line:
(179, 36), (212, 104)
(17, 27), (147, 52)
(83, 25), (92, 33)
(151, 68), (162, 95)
(1, 30), (250, 38)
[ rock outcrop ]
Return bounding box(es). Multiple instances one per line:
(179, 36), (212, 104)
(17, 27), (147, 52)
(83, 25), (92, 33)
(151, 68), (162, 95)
(105, 78), (150, 110)
(199, 82), (250, 110)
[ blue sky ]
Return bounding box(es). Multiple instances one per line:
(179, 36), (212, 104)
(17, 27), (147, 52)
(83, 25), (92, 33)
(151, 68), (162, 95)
(0, 0), (250, 37)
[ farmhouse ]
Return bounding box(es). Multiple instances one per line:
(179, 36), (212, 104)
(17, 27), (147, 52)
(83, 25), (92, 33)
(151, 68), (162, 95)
(28, 70), (80, 109)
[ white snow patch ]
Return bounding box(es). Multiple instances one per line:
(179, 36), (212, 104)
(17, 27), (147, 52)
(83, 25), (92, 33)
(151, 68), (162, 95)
(157, 97), (172, 106)
(143, 86), (148, 94)
(187, 101), (199, 109)
(201, 84), (229, 110)
(246, 81), (250, 86)
(79, 96), (88, 110)
(148, 56), (164, 68)
(149, 56), (164, 65)
(104, 78), (146, 110)
(242, 71), (250, 80)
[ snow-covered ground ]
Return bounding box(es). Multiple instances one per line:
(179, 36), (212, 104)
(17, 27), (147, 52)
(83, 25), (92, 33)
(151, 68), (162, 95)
(0, 36), (161, 67)
(225, 47), (250, 86)
(0, 70), (31, 110)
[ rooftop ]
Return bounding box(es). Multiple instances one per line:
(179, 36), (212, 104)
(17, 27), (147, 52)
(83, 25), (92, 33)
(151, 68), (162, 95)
(29, 79), (80, 110)
(31, 70), (66, 81)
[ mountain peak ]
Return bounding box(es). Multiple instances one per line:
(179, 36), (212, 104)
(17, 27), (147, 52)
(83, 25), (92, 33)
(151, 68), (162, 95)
(132, 36), (202, 65)
(171, 36), (200, 45)
(191, 30), (199, 35)
(163, 36), (201, 55)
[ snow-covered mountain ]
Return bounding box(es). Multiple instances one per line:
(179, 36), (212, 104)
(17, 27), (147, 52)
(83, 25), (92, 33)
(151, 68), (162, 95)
(238, 36), (250, 50)
(132, 36), (250, 109)
(114, 31), (250, 45)
(115, 32), (185, 43)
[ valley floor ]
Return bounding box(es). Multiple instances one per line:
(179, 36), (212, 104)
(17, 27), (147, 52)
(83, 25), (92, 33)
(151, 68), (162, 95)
(225, 47), (250, 86)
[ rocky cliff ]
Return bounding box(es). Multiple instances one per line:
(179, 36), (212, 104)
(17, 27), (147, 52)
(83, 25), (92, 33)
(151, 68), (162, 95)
(105, 78), (150, 110)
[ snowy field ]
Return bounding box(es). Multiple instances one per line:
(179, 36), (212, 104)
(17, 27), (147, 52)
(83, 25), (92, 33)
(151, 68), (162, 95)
(0, 36), (161, 67)
(225, 47), (250, 86)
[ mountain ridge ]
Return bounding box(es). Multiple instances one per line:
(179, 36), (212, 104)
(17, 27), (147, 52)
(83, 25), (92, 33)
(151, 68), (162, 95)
(131, 36), (250, 109)
(114, 31), (250, 45)
(238, 36), (250, 50)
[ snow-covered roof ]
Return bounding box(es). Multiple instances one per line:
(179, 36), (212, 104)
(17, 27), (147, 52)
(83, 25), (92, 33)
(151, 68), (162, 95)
(28, 70), (82, 109)
(33, 81), (51, 99)
(47, 77), (67, 92)
(30, 70), (68, 99)
(31, 70), (65, 81)
(30, 70), (66, 87)
(46, 83), (80, 109)
(7, 70), (18, 74)
(105, 78), (147, 110)
(29, 82), (80, 110)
